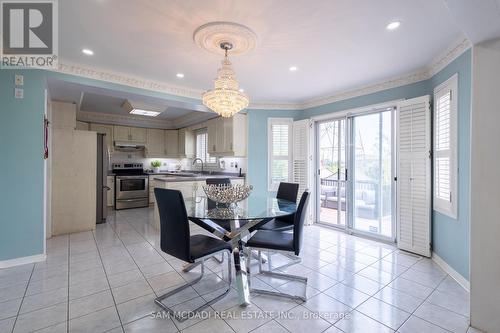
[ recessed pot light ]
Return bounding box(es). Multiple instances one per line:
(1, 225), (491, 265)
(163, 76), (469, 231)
(386, 21), (401, 30)
(239, 88), (244, 92)
(289, 66), (298, 72)
(82, 48), (94, 55)
(176, 73), (184, 78)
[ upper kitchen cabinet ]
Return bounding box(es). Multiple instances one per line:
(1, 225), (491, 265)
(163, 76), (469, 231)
(207, 114), (247, 156)
(51, 101), (76, 130)
(76, 121), (89, 131)
(114, 125), (147, 143)
(178, 128), (195, 158)
(164, 130), (179, 157)
(146, 128), (165, 157)
(207, 118), (218, 155)
(130, 127), (147, 142)
(90, 123), (114, 153)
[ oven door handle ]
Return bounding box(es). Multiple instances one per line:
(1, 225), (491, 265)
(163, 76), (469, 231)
(116, 176), (148, 179)
(116, 198), (148, 202)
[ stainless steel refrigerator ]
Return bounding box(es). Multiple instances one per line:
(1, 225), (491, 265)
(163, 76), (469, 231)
(96, 133), (109, 224)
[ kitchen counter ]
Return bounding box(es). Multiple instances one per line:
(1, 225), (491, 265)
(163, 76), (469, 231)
(153, 174), (244, 182)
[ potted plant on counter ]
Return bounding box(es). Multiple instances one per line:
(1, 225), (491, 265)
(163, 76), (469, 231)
(151, 160), (161, 173)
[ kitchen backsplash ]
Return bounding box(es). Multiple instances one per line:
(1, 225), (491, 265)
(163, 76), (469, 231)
(110, 150), (246, 174)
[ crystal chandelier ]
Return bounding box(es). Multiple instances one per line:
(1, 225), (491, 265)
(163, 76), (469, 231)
(202, 42), (249, 117)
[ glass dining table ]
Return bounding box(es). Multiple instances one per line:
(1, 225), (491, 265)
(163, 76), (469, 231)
(183, 195), (297, 306)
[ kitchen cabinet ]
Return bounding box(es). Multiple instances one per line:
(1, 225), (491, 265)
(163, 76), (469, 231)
(149, 178), (156, 204)
(207, 118), (218, 154)
(146, 129), (165, 157)
(114, 125), (146, 143)
(76, 121), (89, 130)
(51, 101), (76, 130)
(107, 176), (115, 207)
(207, 114), (247, 156)
(130, 127), (147, 142)
(178, 128), (195, 158)
(90, 123), (114, 153)
(164, 130), (179, 157)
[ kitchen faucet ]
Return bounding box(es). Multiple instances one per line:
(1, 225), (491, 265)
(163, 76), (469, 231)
(192, 158), (204, 173)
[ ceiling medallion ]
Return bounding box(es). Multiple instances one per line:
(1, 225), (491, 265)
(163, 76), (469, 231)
(193, 22), (257, 56)
(201, 42), (249, 117)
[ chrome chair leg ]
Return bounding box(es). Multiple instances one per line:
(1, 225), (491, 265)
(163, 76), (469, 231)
(155, 250), (232, 322)
(211, 254), (224, 264)
(247, 249), (307, 302)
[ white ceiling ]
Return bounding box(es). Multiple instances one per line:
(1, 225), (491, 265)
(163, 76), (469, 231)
(59, 0), (464, 104)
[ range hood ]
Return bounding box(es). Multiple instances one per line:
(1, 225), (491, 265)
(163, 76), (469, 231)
(114, 141), (146, 151)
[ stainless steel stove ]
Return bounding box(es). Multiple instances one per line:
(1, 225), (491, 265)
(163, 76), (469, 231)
(112, 163), (149, 210)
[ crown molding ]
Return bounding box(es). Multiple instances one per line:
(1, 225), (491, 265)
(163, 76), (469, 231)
(297, 36), (471, 110)
(55, 62), (204, 100)
(171, 111), (218, 128)
(53, 37), (471, 111)
(426, 36), (471, 77)
(77, 110), (175, 129)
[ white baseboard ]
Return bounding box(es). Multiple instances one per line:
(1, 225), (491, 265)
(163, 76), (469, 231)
(0, 254), (47, 269)
(432, 252), (470, 291)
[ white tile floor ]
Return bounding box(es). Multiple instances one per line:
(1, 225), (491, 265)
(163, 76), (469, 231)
(0, 207), (473, 333)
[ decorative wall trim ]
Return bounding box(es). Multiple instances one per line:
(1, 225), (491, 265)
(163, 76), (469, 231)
(77, 110), (175, 129)
(172, 111), (217, 129)
(299, 70), (429, 109)
(427, 37), (472, 77)
(55, 62), (204, 100)
(52, 37), (471, 111)
(0, 254), (46, 269)
(432, 252), (470, 291)
(299, 37), (472, 110)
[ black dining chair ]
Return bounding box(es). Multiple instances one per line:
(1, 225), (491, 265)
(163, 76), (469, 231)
(258, 182), (299, 231)
(245, 191), (310, 301)
(154, 188), (232, 321)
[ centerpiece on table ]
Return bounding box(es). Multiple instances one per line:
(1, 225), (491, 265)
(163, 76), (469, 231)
(202, 183), (253, 208)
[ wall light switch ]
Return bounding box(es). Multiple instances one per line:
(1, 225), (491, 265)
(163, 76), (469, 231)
(14, 88), (24, 99)
(15, 75), (23, 86)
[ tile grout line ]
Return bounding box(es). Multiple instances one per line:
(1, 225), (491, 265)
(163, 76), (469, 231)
(119, 213), (222, 332)
(67, 234), (70, 333)
(122, 210), (278, 332)
(108, 214), (185, 332)
(91, 229), (126, 332)
(9, 263), (35, 333)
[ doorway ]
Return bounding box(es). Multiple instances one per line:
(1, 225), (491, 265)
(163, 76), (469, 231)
(315, 107), (395, 241)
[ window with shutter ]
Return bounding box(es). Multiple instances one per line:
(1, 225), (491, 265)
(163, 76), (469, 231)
(195, 129), (217, 164)
(268, 118), (293, 191)
(433, 74), (458, 218)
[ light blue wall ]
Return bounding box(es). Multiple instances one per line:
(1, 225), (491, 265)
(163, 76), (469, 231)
(246, 109), (300, 198)
(0, 70), (46, 260)
(430, 49), (471, 280)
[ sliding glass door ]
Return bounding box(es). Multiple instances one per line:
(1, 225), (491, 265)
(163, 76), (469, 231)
(349, 110), (394, 239)
(317, 118), (347, 228)
(315, 108), (395, 241)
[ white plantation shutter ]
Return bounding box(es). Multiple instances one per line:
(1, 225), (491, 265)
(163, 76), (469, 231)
(293, 119), (313, 224)
(397, 96), (432, 257)
(268, 118), (293, 191)
(433, 75), (458, 218)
